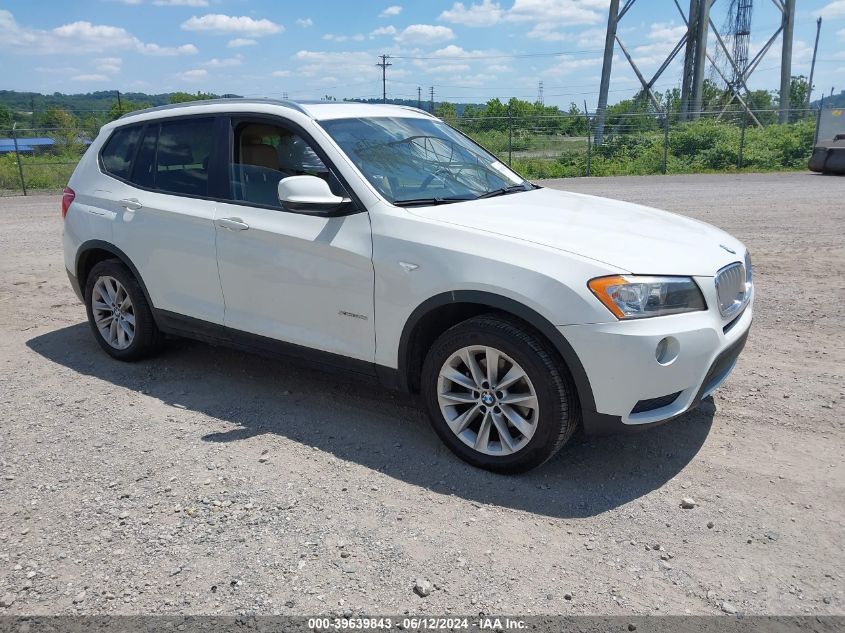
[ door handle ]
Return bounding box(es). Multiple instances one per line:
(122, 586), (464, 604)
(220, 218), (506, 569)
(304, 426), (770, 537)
(217, 217), (250, 231)
(119, 198), (143, 211)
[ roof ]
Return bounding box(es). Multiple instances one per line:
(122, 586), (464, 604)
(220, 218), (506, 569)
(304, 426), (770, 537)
(116, 98), (434, 124)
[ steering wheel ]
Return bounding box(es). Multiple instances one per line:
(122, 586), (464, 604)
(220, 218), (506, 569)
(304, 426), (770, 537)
(418, 167), (449, 192)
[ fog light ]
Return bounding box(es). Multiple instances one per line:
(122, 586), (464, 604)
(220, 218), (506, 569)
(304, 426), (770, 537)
(656, 337), (679, 365)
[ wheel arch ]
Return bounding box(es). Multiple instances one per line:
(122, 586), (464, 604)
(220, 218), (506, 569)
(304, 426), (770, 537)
(397, 290), (597, 413)
(76, 240), (157, 321)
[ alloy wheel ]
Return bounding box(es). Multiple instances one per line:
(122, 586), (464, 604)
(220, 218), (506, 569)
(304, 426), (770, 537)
(91, 276), (136, 350)
(436, 345), (539, 456)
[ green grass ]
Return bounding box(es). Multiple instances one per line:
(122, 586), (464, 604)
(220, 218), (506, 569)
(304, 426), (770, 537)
(0, 152), (82, 192)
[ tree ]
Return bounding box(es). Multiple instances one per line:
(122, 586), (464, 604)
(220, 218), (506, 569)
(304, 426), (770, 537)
(108, 99), (151, 121)
(788, 75), (809, 122)
(435, 101), (457, 122)
(168, 91), (216, 104)
(0, 104), (12, 135)
(38, 107), (81, 152)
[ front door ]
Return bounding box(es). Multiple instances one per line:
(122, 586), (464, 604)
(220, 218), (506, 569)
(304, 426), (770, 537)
(214, 118), (375, 363)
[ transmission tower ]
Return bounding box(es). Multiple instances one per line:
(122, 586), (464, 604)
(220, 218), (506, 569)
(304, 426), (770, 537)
(727, 0), (754, 89)
(538, 81), (544, 105)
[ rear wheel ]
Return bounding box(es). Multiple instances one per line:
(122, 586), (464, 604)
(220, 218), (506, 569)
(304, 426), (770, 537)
(84, 259), (162, 361)
(421, 314), (578, 473)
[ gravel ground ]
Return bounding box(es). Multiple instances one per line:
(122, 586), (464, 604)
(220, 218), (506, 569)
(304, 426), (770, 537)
(0, 172), (843, 617)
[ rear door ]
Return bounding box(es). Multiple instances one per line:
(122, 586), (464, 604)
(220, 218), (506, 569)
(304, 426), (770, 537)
(108, 116), (226, 324)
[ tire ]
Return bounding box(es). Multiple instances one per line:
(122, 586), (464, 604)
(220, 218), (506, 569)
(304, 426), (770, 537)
(84, 259), (163, 361)
(421, 313), (579, 474)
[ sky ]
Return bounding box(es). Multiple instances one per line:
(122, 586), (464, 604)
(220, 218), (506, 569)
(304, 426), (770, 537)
(0, 0), (843, 109)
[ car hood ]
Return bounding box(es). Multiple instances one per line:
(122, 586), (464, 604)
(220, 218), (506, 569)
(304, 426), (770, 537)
(408, 187), (744, 276)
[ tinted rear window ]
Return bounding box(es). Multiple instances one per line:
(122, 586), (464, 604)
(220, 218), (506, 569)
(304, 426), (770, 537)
(101, 126), (142, 180)
(154, 118), (214, 197)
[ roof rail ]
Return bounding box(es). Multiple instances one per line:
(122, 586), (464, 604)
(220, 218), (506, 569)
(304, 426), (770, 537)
(396, 105), (437, 118)
(119, 98), (309, 119)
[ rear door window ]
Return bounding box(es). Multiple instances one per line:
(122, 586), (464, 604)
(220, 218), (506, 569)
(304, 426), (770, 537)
(154, 118), (214, 197)
(101, 126), (142, 180)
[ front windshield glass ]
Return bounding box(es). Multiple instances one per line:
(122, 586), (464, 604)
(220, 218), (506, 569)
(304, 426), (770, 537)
(319, 117), (531, 205)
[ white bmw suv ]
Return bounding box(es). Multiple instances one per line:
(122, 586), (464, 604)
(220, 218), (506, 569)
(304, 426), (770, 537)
(62, 99), (753, 473)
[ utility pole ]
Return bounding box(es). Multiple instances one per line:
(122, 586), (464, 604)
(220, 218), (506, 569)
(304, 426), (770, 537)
(594, 0), (619, 145)
(429, 86), (434, 114)
(417, 86), (422, 110)
(778, 0), (796, 123)
(376, 54), (392, 104)
(807, 17), (822, 110)
(116, 90), (122, 113)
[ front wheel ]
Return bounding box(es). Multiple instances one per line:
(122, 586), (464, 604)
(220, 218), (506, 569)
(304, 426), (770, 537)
(421, 314), (579, 474)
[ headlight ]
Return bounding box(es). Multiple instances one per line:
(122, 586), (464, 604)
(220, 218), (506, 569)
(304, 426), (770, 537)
(588, 275), (706, 320)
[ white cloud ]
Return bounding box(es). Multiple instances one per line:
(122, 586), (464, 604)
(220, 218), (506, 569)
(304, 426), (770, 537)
(153, 0), (209, 6)
(296, 18), (313, 28)
(227, 38), (256, 48)
(322, 33), (365, 42)
(817, 1), (845, 18)
(370, 25), (397, 38)
(508, 0), (604, 25)
(293, 50), (375, 79)
(439, 0), (503, 27)
(428, 44), (499, 59)
(203, 54), (243, 68)
(544, 54), (602, 77)
(575, 27), (606, 47)
(630, 22), (687, 67)
(95, 57), (123, 73)
(427, 63), (472, 74)
(181, 14), (283, 36)
(0, 11), (198, 57)
(379, 5), (402, 18)
(137, 42), (199, 56)
(527, 22), (570, 41)
(71, 74), (109, 81)
(271, 70), (291, 77)
(396, 24), (455, 44)
(177, 68), (208, 81)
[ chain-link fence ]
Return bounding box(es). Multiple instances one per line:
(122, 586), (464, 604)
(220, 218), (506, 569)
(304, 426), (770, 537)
(0, 125), (91, 196)
(452, 107), (820, 180)
(0, 107), (822, 195)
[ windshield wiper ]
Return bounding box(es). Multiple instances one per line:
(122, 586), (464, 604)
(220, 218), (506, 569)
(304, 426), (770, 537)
(393, 196), (473, 207)
(475, 184), (532, 199)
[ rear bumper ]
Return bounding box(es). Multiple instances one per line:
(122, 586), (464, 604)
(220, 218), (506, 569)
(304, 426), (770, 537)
(67, 269), (83, 302)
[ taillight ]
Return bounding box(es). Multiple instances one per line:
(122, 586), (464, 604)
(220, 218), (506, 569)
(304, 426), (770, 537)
(61, 187), (75, 219)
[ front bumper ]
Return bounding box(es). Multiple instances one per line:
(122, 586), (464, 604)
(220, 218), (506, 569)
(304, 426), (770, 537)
(560, 288), (752, 434)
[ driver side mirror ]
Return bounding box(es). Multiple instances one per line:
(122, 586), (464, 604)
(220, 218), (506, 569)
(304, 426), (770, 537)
(277, 175), (352, 215)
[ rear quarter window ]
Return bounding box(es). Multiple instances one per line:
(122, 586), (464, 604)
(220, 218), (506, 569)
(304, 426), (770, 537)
(100, 126), (143, 180)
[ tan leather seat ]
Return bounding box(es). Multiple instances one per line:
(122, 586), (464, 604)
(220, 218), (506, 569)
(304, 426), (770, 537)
(241, 142), (278, 170)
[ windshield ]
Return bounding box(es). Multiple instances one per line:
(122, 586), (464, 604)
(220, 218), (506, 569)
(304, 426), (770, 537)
(319, 117), (532, 205)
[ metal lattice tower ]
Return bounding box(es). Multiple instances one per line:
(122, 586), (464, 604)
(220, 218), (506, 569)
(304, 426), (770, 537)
(726, 0), (754, 89)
